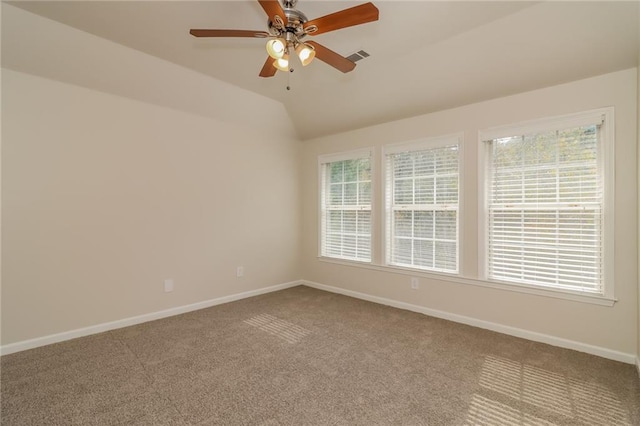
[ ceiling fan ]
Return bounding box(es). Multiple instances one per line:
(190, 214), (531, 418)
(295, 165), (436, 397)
(190, 0), (379, 78)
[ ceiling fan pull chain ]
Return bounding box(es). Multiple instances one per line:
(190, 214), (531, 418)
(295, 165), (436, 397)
(286, 66), (293, 91)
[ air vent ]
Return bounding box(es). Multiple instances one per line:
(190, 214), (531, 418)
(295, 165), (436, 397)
(346, 50), (371, 63)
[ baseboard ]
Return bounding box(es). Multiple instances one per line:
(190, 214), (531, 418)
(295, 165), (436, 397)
(301, 280), (637, 365)
(4, 279), (636, 366)
(1, 280), (303, 356)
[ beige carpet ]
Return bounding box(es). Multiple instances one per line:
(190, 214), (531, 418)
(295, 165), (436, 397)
(2, 285), (639, 425)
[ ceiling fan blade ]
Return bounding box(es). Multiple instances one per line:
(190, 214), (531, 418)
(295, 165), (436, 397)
(190, 29), (270, 38)
(304, 2), (379, 36)
(259, 56), (278, 78)
(258, 0), (288, 26)
(306, 41), (356, 73)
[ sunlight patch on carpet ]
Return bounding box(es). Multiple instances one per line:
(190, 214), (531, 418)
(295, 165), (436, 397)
(464, 394), (556, 426)
(471, 355), (631, 425)
(243, 314), (310, 344)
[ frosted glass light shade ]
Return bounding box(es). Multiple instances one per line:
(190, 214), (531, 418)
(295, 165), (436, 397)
(296, 43), (315, 66)
(273, 54), (290, 72)
(266, 39), (286, 59)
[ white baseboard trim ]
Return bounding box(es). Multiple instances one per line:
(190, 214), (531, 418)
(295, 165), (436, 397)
(301, 280), (637, 365)
(1, 280), (302, 356)
(636, 357), (640, 378)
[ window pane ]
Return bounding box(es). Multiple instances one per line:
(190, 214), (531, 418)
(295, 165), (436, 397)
(393, 238), (412, 265)
(524, 131), (556, 166)
(328, 211), (342, 233)
(493, 136), (523, 169)
(344, 183), (358, 205)
(394, 179), (413, 205)
(358, 159), (372, 181)
(435, 241), (456, 270)
(414, 152), (434, 176)
(359, 181), (371, 204)
(492, 169), (522, 204)
(394, 211), (413, 237)
(326, 235), (342, 257)
(436, 176), (458, 203)
(329, 183), (343, 206)
(330, 162), (343, 183)
(438, 146), (459, 173)
(559, 166), (597, 203)
(387, 143), (459, 273)
(357, 236), (371, 259)
(414, 211), (433, 239)
(414, 239), (434, 268)
(321, 156), (372, 262)
(435, 211), (456, 240)
(394, 153), (413, 178)
(486, 118), (604, 293)
(343, 235), (356, 258)
(344, 160), (358, 182)
(357, 211), (371, 234)
(415, 177), (434, 204)
(343, 211), (357, 233)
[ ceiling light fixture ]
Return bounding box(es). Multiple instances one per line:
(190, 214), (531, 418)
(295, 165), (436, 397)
(295, 42), (315, 66)
(266, 38), (286, 59)
(273, 53), (290, 72)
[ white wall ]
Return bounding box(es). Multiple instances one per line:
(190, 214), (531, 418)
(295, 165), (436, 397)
(301, 69), (638, 360)
(1, 5), (300, 346)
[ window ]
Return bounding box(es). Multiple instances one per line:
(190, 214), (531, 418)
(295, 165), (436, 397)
(480, 109), (613, 296)
(385, 136), (461, 273)
(319, 149), (372, 262)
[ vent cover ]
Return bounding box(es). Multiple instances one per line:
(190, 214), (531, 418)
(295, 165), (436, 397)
(346, 50), (371, 63)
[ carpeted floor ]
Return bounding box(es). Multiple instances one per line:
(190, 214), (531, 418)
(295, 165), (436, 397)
(1, 285), (639, 425)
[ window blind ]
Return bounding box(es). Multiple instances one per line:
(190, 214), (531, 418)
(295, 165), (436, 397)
(486, 123), (603, 293)
(320, 155), (372, 262)
(386, 143), (459, 273)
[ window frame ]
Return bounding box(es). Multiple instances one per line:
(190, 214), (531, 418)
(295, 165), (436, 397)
(318, 148), (374, 263)
(382, 133), (464, 275)
(478, 108), (615, 300)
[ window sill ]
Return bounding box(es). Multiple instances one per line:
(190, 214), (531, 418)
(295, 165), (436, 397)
(316, 256), (616, 307)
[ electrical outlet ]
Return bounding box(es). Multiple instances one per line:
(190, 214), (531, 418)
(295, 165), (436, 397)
(164, 279), (174, 293)
(236, 266), (244, 278)
(411, 277), (419, 290)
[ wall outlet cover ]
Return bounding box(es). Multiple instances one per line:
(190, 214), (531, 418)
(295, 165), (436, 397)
(411, 277), (419, 290)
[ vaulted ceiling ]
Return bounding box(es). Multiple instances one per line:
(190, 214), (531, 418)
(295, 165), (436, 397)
(6, 1), (639, 140)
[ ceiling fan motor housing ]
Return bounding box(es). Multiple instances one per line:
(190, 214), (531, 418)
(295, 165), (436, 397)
(268, 3), (310, 39)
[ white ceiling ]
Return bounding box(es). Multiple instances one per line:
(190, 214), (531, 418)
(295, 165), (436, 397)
(6, 1), (639, 140)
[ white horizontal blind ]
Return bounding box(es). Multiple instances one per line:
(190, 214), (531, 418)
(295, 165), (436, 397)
(486, 122), (603, 293)
(320, 155), (372, 262)
(386, 144), (459, 272)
